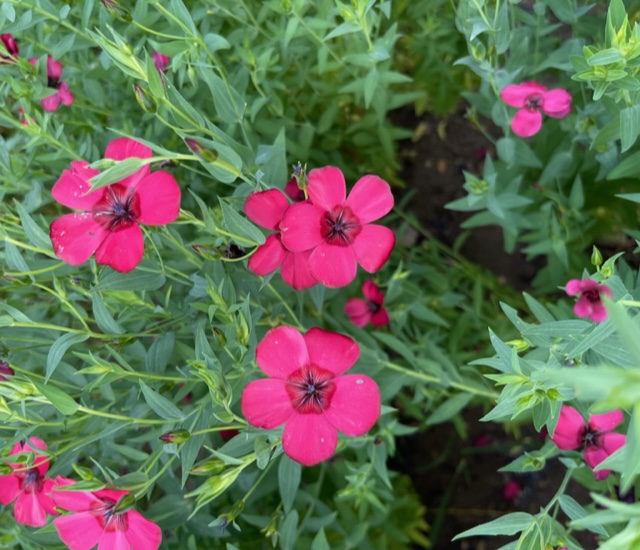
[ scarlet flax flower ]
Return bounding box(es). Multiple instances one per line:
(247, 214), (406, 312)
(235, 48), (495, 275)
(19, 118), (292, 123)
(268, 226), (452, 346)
(565, 278), (612, 322)
(344, 279), (389, 327)
(49, 137), (181, 272)
(280, 166), (395, 287)
(151, 50), (169, 73)
(244, 188), (315, 289)
(500, 81), (571, 137)
(0, 437), (59, 526)
(0, 33), (19, 62)
(52, 480), (162, 550)
(551, 405), (626, 480)
(30, 54), (74, 111)
(284, 177), (305, 202)
(241, 325), (381, 466)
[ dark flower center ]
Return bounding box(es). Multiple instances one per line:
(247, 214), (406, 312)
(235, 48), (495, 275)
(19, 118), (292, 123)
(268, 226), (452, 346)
(285, 364), (336, 414)
(581, 426), (601, 448)
(91, 498), (129, 532)
(92, 184), (141, 232)
(582, 289), (601, 304)
(367, 300), (380, 313)
(320, 205), (361, 246)
(524, 93), (543, 111)
(47, 76), (60, 88)
(17, 468), (43, 494)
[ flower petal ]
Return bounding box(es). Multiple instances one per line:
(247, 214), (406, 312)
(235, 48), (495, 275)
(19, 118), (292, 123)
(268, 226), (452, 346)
(17, 436), (50, 476)
(573, 297), (594, 319)
(345, 175), (394, 224)
(344, 298), (371, 327)
(583, 446), (609, 480)
(51, 161), (103, 210)
(104, 137), (151, 189)
(279, 202), (325, 252)
(308, 242), (357, 287)
(564, 279), (584, 296)
(50, 213), (108, 266)
(53, 513), (104, 550)
(0, 474), (19, 505)
(362, 279), (384, 303)
(282, 412), (338, 466)
(94, 224), (144, 273)
(51, 485), (103, 512)
(248, 234), (287, 276)
(57, 82), (74, 106)
(510, 109), (543, 137)
(601, 432), (626, 455)
(542, 88), (571, 117)
(135, 171), (181, 225)
(351, 224), (395, 273)
(500, 82), (547, 107)
(304, 327), (359, 375)
(280, 250), (316, 290)
(98, 528), (130, 550)
(46, 55), (62, 81)
(123, 510), (162, 550)
(13, 490), (47, 526)
(41, 91), (61, 112)
(244, 189), (289, 230)
(371, 307), (390, 326)
(323, 374), (381, 436)
(38, 477), (58, 515)
(256, 325), (309, 378)
(551, 405), (584, 450)
(307, 166), (346, 211)
(589, 303), (608, 323)
(589, 409), (624, 432)
(241, 379), (294, 429)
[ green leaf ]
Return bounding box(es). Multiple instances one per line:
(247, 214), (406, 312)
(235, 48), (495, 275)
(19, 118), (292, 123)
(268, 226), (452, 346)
(146, 332), (175, 374)
(558, 495), (608, 535)
(203, 33), (230, 52)
(607, 149), (640, 179)
(278, 455), (301, 514)
(453, 512), (533, 540)
(88, 158), (147, 191)
(15, 200), (51, 250)
(46, 333), (90, 382)
(279, 510), (299, 550)
(170, 0), (197, 35)
(311, 529), (330, 550)
(33, 381), (79, 415)
(219, 198), (266, 246)
(139, 380), (186, 420)
(97, 268), (166, 291)
(426, 393), (473, 425)
(587, 48), (624, 65)
(620, 105), (640, 152)
(92, 293), (124, 334)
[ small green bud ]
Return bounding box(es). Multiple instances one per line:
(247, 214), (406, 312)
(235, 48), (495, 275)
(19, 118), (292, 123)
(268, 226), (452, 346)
(100, 0), (132, 23)
(185, 138), (219, 162)
(132, 84), (156, 113)
(72, 464), (95, 481)
(190, 458), (226, 476)
(159, 429), (191, 444)
(591, 245), (603, 267)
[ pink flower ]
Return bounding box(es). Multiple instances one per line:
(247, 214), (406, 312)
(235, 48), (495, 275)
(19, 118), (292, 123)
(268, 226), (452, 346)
(49, 137), (181, 273)
(501, 479), (522, 502)
(0, 33), (19, 62)
(151, 50), (169, 73)
(551, 405), (626, 480)
(241, 325), (381, 466)
(500, 81), (571, 137)
(52, 480), (162, 550)
(0, 360), (13, 380)
(0, 437), (58, 526)
(279, 166), (395, 288)
(344, 279), (389, 327)
(565, 278), (612, 322)
(284, 177), (305, 202)
(244, 188), (315, 289)
(30, 54), (74, 111)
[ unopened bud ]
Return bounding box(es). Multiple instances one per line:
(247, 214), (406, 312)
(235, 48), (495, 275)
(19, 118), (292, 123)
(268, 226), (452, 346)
(72, 464), (95, 481)
(133, 84), (156, 113)
(100, 0), (132, 22)
(159, 429), (191, 444)
(0, 361), (14, 381)
(185, 138), (219, 162)
(190, 458), (226, 476)
(591, 245), (603, 267)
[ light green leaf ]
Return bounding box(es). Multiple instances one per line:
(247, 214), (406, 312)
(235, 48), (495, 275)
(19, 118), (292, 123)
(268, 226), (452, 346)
(139, 380), (186, 420)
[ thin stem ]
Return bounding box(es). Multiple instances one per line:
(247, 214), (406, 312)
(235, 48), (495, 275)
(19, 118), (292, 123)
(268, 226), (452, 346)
(267, 283), (304, 330)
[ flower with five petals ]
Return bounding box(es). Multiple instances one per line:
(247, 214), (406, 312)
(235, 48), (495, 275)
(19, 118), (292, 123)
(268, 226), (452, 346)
(344, 279), (389, 327)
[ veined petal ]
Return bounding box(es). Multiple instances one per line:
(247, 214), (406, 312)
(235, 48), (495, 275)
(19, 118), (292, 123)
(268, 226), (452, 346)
(98, 528), (130, 550)
(500, 82), (547, 107)
(95, 223), (144, 273)
(510, 109), (542, 137)
(53, 513), (104, 550)
(256, 325), (309, 378)
(282, 412), (338, 466)
(123, 510), (162, 550)
(135, 171), (181, 225)
(280, 250), (316, 290)
(13, 490), (47, 526)
(345, 175), (394, 224)
(307, 166), (346, 211)
(308, 242), (357, 287)
(104, 137), (151, 189)
(248, 234), (287, 276)
(323, 374), (380, 436)
(551, 405), (584, 450)
(344, 298), (371, 327)
(304, 327), (359, 375)
(51, 161), (102, 210)
(351, 224), (395, 273)
(589, 409), (623, 432)
(50, 213), (108, 266)
(244, 189), (289, 229)
(241, 379), (294, 429)
(0, 474), (19, 504)
(279, 202), (325, 252)
(542, 88), (571, 117)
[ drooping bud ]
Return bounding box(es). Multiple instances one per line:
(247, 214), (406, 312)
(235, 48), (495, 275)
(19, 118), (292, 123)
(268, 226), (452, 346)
(100, 0), (132, 22)
(0, 361), (14, 381)
(133, 83), (157, 113)
(159, 429), (191, 444)
(151, 50), (170, 73)
(185, 138), (219, 162)
(0, 33), (19, 62)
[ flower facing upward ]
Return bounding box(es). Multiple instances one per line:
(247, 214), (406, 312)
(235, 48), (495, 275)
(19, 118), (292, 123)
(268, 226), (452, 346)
(49, 137), (181, 272)
(29, 54), (74, 111)
(52, 480), (162, 550)
(279, 166), (395, 287)
(565, 278), (612, 322)
(0, 33), (19, 62)
(241, 326), (381, 466)
(151, 50), (169, 73)
(551, 405), (626, 480)
(344, 279), (389, 327)
(0, 437), (58, 526)
(244, 188), (315, 289)
(500, 81), (571, 137)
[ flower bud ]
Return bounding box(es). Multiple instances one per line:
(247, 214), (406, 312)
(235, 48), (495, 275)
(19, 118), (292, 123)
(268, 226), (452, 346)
(0, 33), (19, 62)
(185, 138), (219, 162)
(591, 245), (603, 267)
(133, 83), (156, 113)
(159, 429), (191, 444)
(190, 457), (226, 476)
(0, 361), (14, 381)
(72, 464), (95, 481)
(100, 0), (132, 22)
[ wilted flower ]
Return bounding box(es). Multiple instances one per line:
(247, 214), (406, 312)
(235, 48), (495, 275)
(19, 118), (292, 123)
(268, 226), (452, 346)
(565, 278), (612, 322)
(151, 50), (170, 73)
(344, 279), (389, 327)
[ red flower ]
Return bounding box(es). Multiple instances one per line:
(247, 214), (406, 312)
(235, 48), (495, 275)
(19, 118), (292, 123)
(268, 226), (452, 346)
(501, 479), (522, 502)
(244, 188), (315, 289)
(344, 279), (389, 327)
(29, 54), (74, 111)
(241, 325), (381, 466)
(49, 137), (181, 272)
(0, 33), (19, 62)
(0, 437), (58, 526)
(551, 405), (626, 480)
(0, 360), (14, 381)
(284, 177), (305, 202)
(565, 278), (612, 322)
(500, 81), (571, 137)
(279, 166), (395, 287)
(151, 50), (169, 73)
(52, 480), (162, 550)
